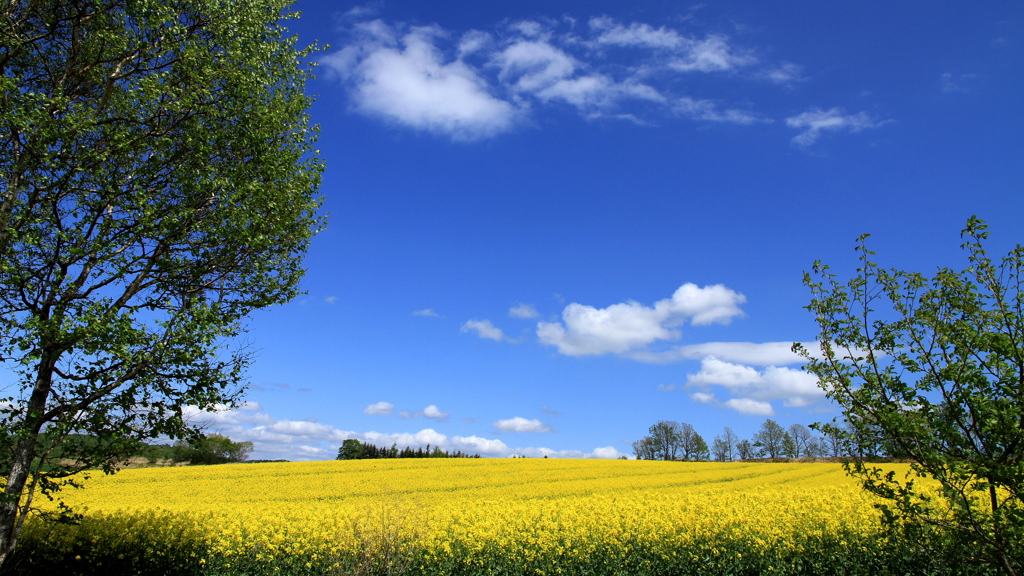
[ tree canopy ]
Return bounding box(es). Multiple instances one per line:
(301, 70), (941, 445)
(0, 0), (324, 566)
(796, 217), (1024, 575)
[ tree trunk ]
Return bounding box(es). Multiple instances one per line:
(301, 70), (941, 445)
(0, 356), (54, 567)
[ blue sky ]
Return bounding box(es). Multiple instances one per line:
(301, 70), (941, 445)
(193, 0), (1024, 460)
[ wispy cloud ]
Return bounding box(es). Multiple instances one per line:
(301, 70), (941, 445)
(508, 303), (539, 319)
(537, 283), (745, 356)
(785, 107), (885, 148)
(941, 72), (975, 93)
(413, 308), (441, 317)
(627, 341), (813, 365)
(324, 15), (810, 140)
(461, 319), (511, 341)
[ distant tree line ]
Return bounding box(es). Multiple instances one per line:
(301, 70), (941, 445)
(632, 418), (904, 461)
(142, 433), (253, 465)
(336, 439), (480, 460)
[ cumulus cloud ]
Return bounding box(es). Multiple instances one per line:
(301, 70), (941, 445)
(324, 15), (812, 140)
(509, 303), (539, 319)
(461, 319), (510, 341)
(363, 401), (395, 415)
(686, 356), (824, 412)
(537, 283), (745, 356)
(785, 107), (885, 148)
(323, 22), (519, 141)
(494, 417), (553, 433)
(627, 341), (814, 366)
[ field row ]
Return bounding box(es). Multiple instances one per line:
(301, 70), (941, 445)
(15, 460), (980, 575)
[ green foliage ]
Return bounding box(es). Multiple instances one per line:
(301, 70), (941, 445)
(795, 217), (1024, 574)
(171, 433), (253, 465)
(0, 0), (324, 564)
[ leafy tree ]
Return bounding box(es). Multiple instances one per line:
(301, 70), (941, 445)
(752, 419), (787, 458)
(689, 433), (710, 462)
(0, 0), (324, 566)
(337, 439), (364, 461)
(780, 432), (797, 458)
(795, 218), (1024, 575)
(648, 421), (682, 461)
(735, 439), (755, 460)
(172, 433), (252, 465)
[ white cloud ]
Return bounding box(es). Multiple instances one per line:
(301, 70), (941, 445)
(413, 308), (440, 317)
(323, 22), (519, 141)
(627, 341), (813, 366)
(508, 303), (539, 319)
(363, 401), (395, 415)
(400, 404), (451, 422)
(785, 107), (884, 148)
(325, 296), (337, 304)
(589, 17), (686, 49)
(325, 15), (811, 141)
(422, 405), (450, 422)
(668, 35), (756, 73)
(690, 391), (716, 404)
(686, 356), (824, 411)
(178, 405), (615, 461)
(723, 398), (775, 415)
(762, 62), (805, 85)
(493, 417), (553, 433)
(673, 97), (760, 125)
(688, 391), (773, 415)
(461, 319), (509, 341)
(537, 283), (745, 356)
(589, 18), (755, 73)
(513, 445), (627, 459)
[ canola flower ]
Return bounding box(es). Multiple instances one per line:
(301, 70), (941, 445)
(15, 459), (962, 575)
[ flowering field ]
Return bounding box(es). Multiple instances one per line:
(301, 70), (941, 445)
(14, 459), (977, 575)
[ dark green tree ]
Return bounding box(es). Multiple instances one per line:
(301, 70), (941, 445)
(795, 217), (1024, 575)
(337, 439), (364, 461)
(690, 433), (710, 462)
(0, 0), (324, 566)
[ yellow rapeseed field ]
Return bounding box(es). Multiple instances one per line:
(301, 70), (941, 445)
(23, 459), (915, 575)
